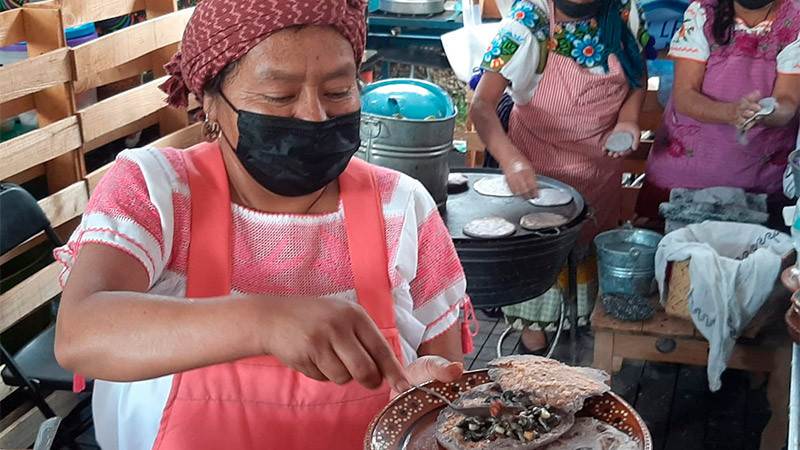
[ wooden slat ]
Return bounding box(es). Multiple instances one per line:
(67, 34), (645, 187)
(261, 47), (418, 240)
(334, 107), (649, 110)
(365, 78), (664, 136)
(149, 121), (202, 149)
(86, 162), (115, 194)
(22, 6), (65, 58)
(79, 77), (168, 144)
(0, 391), (81, 448)
(0, 233), (46, 265)
(0, 9), (24, 48)
(0, 262), (61, 333)
(0, 48), (71, 104)
(38, 181), (89, 228)
(612, 334), (777, 372)
(72, 53), (152, 94)
(0, 116), (81, 180)
(1, 95), (35, 122)
(4, 164), (45, 185)
(71, 9), (193, 80)
(81, 112), (159, 154)
(59, 0), (146, 29)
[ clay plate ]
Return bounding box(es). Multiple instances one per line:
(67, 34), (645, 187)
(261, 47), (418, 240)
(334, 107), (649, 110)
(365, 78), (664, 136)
(364, 370), (652, 450)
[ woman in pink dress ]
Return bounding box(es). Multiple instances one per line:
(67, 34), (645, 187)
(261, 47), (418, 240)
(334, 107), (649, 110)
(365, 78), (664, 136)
(636, 0), (800, 221)
(52, 1), (472, 448)
(469, 0), (650, 352)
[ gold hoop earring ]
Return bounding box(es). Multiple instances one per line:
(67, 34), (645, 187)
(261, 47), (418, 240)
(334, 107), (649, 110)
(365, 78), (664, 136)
(202, 119), (221, 142)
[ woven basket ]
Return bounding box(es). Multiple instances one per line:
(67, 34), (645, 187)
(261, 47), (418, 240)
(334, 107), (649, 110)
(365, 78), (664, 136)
(665, 259), (692, 320)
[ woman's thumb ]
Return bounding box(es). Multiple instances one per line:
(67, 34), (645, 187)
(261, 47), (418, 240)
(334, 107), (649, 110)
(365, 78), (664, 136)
(414, 356), (463, 382)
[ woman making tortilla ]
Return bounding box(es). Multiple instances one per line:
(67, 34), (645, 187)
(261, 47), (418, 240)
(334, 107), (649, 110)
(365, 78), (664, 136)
(468, 0), (649, 352)
(636, 0), (800, 220)
(53, 0), (472, 448)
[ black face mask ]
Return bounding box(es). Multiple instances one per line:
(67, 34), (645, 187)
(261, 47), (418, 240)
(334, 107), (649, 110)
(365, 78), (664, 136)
(553, 0), (602, 18)
(219, 93), (361, 197)
(735, 0), (773, 10)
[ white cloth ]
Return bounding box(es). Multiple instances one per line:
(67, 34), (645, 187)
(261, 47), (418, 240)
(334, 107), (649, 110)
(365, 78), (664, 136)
(669, 1), (800, 73)
(655, 221), (793, 391)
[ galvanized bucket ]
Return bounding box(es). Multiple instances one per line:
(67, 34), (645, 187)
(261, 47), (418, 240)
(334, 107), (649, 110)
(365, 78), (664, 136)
(358, 112), (454, 208)
(595, 228), (663, 296)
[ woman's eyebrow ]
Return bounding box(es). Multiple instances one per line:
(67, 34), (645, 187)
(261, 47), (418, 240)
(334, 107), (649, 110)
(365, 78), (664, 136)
(255, 64), (355, 82)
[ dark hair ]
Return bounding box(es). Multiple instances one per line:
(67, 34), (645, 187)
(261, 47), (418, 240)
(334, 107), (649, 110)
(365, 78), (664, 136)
(205, 60), (240, 96)
(713, 0), (736, 45)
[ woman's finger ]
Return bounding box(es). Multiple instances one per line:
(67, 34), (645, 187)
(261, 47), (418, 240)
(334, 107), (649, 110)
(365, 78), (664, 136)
(334, 334), (383, 389)
(355, 322), (410, 393)
(313, 346), (353, 385)
(293, 359), (328, 382)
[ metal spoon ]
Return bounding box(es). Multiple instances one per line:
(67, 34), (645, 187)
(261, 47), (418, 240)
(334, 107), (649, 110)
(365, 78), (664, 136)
(414, 385), (524, 418)
(737, 97), (777, 145)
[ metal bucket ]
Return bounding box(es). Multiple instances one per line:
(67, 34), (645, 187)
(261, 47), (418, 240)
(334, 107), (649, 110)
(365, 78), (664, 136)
(359, 112), (454, 208)
(789, 149), (800, 196)
(595, 228), (663, 296)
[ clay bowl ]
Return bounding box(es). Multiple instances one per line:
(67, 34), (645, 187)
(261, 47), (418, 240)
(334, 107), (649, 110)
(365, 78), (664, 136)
(364, 369), (652, 450)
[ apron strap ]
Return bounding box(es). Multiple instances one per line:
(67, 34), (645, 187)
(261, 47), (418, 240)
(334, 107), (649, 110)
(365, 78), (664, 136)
(183, 141), (232, 298)
(338, 158), (397, 331)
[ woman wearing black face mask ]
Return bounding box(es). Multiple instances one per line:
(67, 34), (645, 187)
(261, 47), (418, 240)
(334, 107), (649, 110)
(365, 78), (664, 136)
(454, 0), (651, 353)
(636, 0), (800, 224)
(52, 0), (475, 447)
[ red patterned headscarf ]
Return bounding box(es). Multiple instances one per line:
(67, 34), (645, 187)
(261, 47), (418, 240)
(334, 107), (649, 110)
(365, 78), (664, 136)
(161, 0), (368, 108)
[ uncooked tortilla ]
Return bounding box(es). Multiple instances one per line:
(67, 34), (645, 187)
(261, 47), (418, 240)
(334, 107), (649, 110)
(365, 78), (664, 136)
(530, 189), (573, 207)
(605, 132), (634, 153)
(463, 217), (516, 239)
(519, 212), (568, 231)
(473, 176), (514, 197)
(542, 417), (640, 450)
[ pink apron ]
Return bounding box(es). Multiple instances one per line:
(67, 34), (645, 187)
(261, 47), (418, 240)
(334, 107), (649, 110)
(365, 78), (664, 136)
(508, 4), (630, 244)
(637, 0), (800, 219)
(148, 141), (405, 449)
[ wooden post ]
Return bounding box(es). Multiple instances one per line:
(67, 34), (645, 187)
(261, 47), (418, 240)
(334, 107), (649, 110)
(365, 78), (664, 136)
(22, 6), (83, 194)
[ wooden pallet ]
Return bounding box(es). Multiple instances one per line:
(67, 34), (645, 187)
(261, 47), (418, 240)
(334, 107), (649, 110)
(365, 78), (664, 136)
(591, 296), (793, 448)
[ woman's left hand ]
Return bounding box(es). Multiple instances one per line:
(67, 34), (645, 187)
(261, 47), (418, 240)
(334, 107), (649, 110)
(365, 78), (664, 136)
(390, 356), (464, 398)
(604, 122), (641, 158)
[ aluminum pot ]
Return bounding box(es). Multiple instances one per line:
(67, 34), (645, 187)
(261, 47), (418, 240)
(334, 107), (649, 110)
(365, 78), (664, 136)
(379, 0), (445, 14)
(358, 82), (456, 208)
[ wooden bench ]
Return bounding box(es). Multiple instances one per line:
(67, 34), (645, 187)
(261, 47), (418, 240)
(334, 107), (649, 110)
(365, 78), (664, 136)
(591, 296), (793, 449)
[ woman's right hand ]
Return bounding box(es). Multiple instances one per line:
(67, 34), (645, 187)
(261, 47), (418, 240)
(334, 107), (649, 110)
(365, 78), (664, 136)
(258, 296), (411, 393)
(730, 91), (762, 129)
(501, 157), (539, 199)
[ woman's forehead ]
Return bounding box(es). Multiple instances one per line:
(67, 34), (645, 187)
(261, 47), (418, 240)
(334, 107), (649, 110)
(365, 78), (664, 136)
(239, 26), (357, 83)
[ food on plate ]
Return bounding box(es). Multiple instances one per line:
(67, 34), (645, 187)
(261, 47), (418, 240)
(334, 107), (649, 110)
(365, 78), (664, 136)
(541, 417), (639, 450)
(463, 217), (516, 239)
(436, 356), (615, 450)
(473, 176), (514, 197)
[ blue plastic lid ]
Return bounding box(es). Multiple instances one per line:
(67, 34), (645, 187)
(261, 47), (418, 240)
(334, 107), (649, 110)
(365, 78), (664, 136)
(65, 23), (96, 40)
(360, 79), (455, 120)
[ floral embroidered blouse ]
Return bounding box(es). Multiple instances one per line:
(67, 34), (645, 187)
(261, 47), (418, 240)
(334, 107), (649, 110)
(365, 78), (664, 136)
(481, 0), (649, 104)
(669, 1), (800, 74)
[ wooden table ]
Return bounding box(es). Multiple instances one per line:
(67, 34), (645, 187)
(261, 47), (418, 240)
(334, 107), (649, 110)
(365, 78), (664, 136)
(591, 296), (793, 449)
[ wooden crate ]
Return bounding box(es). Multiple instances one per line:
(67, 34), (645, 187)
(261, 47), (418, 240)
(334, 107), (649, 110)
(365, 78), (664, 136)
(65, 0), (197, 183)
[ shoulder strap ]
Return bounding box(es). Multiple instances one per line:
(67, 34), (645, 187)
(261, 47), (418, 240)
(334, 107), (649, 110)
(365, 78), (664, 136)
(183, 141), (232, 298)
(338, 158), (397, 331)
